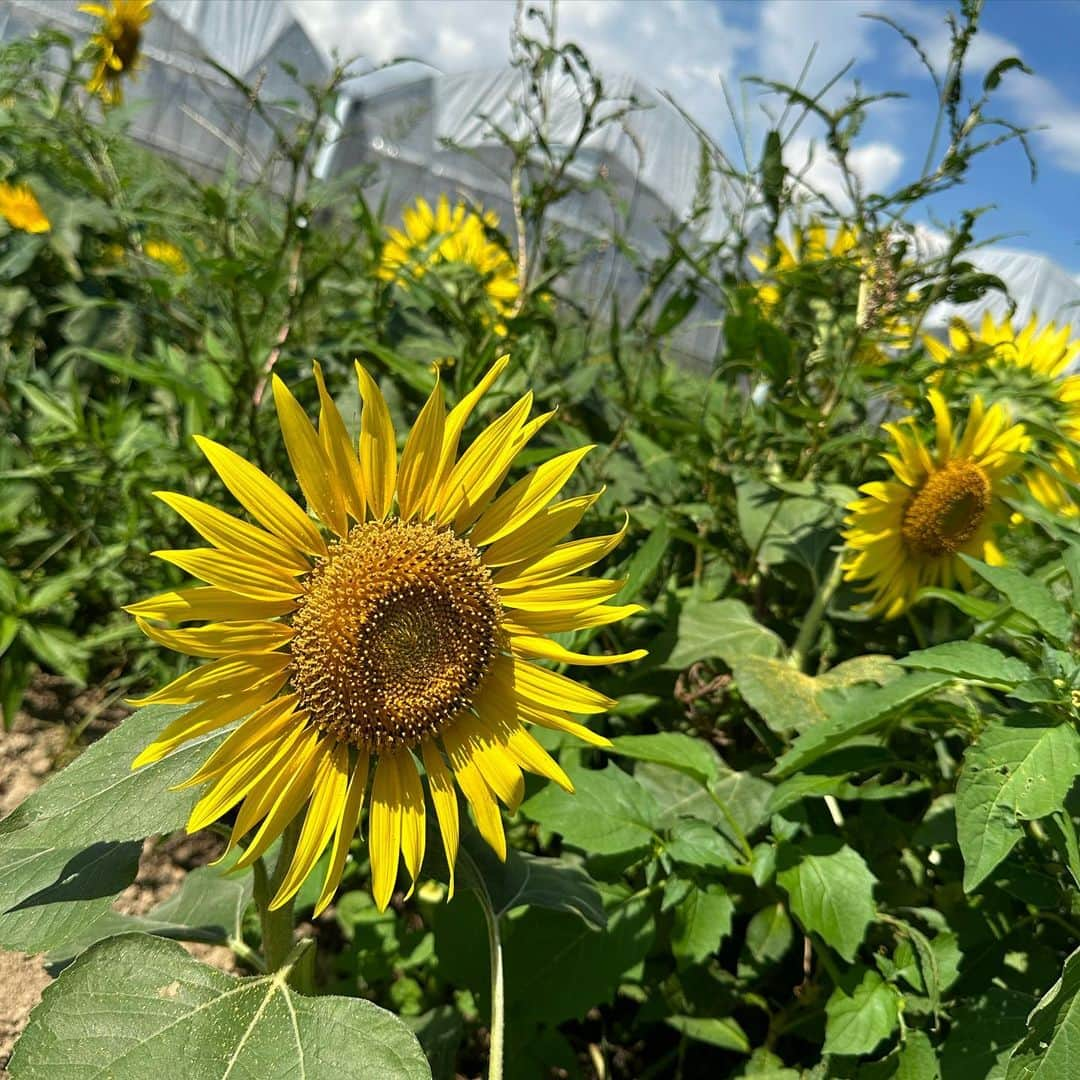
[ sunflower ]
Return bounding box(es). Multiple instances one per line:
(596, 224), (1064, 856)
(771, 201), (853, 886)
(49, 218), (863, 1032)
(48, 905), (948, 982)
(127, 359), (643, 914)
(0, 182), (50, 233)
(842, 389), (1028, 618)
(926, 313), (1080, 516)
(80, 0), (153, 105)
(144, 238), (187, 273)
(750, 221), (860, 312)
(380, 195), (520, 332)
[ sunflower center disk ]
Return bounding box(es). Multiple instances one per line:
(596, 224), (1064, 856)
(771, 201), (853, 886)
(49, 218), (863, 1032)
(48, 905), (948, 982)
(901, 461), (991, 557)
(289, 520), (502, 752)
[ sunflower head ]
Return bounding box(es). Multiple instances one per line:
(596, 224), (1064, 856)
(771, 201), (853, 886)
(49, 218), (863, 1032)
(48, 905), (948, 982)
(144, 238), (187, 273)
(0, 182), (50, 234)
(126, 359), (643, 914)
(80, 0), (154, 104)
(926, 313), (1080, 516)
(842, 389), (1028, 618)
(380, 195), (520, 332)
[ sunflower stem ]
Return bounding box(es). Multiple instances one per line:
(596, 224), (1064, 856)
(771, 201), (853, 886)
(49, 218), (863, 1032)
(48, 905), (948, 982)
(254, 815), (303, 974)
(479, 889), (506, 1080)
(789, 549), (845, 672)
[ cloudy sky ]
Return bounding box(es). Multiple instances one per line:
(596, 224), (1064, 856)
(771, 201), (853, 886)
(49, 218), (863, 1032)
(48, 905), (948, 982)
(293, 0), (1080, 273)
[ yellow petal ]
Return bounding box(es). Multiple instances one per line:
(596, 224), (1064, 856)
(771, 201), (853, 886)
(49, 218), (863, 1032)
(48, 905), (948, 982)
(369, 754), (404, 911)
(501, 724), (574, 792)
(314, 750), (370, 917)
(398, 375), (446, 520)
(194, 435), (326, 557)
(498, 576), (625, 611)
(124, 586), (297, 623)
(421, 740), (459, 898)
(272, 375), (348, 536)
(470, 445), (594, 547)
(507, 602), (643, 636)
(154, 492), (309, 573)
(271, 740), (350, 909)
(181, 695), (302, 787)
(394, 752), (427, 897)
(313, 361), (365, 522)
(494, 521), (627, 587)
(508, 632), (646, 667)
(504, 656), (616, 715)
(128, 652), (291, 707)
(233, 729), (327, 869)
(435, 355), (509, 490)
(132, 673), (288, 767)
(481, 490), (602, 567)
(152, 549), (302, 602)
(442, 724), (506, 861)
(355, 364), (398, 521)
(135, 618), (293, 658)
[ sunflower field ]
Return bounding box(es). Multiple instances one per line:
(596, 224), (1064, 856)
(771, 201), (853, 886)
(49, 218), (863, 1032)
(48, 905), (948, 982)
(4, 2), (1080, 1079)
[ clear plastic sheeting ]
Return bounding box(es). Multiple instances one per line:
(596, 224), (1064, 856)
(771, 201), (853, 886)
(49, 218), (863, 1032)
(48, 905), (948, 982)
(0, 0), (329, 189)
(320, 64), (744, 365)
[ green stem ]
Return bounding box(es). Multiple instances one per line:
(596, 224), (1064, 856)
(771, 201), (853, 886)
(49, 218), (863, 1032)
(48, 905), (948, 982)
(789, 550), (845, 672)
(253, 815), (303, 973)
(478, 889), (505, 1080)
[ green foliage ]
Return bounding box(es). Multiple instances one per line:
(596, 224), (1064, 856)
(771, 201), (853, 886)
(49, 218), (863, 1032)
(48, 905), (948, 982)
(2, 2), (1077, 1078)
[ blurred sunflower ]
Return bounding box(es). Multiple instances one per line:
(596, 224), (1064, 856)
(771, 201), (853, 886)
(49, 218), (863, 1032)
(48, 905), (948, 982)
(80, 0), (153, 105)
(926, 313), (1080, 516)
(752, 221), (913, 356)
(144, 238), (187, 273)
(380, 194), (519, 332)
(843, 389), (1028, 618)
(127, 359), (643, 914)
(0, 182), (50, 233)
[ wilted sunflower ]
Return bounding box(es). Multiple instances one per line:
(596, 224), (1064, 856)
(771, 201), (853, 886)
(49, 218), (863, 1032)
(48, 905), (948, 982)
(80, 0), (153, 105)
(0, 182), (50, 233)
(380, 194), (519, 331)
(127, 359), (643, 914)
(926, 313), (1080, 516)
(843, 389), (1028, 618)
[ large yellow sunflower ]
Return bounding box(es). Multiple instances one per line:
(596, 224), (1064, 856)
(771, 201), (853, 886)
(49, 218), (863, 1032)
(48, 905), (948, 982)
(80, 0), (153, 105)
(926, 313), (1080, 516)
(0, 182), (50, 234)
(380, 195), (520, 331)
(127, 359), (643, 914)
(842, 389), (1028, 618)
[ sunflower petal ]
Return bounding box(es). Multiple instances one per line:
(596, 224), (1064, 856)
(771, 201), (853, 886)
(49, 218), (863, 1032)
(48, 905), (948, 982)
(194, 435), (325, 557)
(124, 586), (297, 623)
(508, 632), (647, 667)
(134, 618), (293, 658)
(370, 754), (404, 910)
(152, 549), (302, 601)
(395, 752), (427, 897)
(128, 652), (290, 707)
(355, 364), (397, 521)
(422, 741), (459, 898)
(272, 375), (348, 536)
(442, 726), (506, 860)
(482, 491), (602, 567)
(314, 750), (370, 917)
(398, 376), (446, 520)
(313, 361), (365, 522)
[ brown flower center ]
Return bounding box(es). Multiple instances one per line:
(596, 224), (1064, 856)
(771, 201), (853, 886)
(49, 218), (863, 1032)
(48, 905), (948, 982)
(901, 461), (991, 557)
(289, 520), (501, 752)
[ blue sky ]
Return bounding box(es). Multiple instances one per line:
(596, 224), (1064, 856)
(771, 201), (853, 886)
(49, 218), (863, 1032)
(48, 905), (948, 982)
(296, 0), (1080, 275)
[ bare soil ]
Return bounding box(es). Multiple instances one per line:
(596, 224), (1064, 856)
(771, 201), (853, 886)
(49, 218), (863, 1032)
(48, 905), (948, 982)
(0, 679), (239, 1075)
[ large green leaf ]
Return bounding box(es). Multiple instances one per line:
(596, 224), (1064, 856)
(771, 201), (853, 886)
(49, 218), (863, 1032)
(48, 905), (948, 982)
(776, 838), (876, 962)
(672, 883), (734, 967)
(772, 671), (949, 777)
(1007, 946), (1080, 1079)
(659, 597), (783, 671)
(823, 968), (901, 1056)
(899, 641), (1031, 685)
(0, 704), (224, 953)
(956, 717), (1080, 890)
(521, 763), (661, 855)
(612, 732), (723, 784)
(9, 934), (431, 1079)
(960, 556), (1072, 646)
(941, 987), (1033, 1080)
(665, 1015), (750, 1053)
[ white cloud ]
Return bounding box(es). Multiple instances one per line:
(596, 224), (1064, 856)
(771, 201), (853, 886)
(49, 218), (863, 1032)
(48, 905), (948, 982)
(293, 0), (752, 133)
(886, 1), (1021, 78)
(1000, 72), (1080, 173)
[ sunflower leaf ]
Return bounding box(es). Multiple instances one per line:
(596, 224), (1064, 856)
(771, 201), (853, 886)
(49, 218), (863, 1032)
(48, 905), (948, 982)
(8, 933), (431, 1080)
(959, 555), (1073, 646)
(0, 704), (228, 953)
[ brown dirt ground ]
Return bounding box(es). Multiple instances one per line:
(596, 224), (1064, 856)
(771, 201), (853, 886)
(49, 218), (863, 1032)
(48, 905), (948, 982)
(0, 679), (239, 1076)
